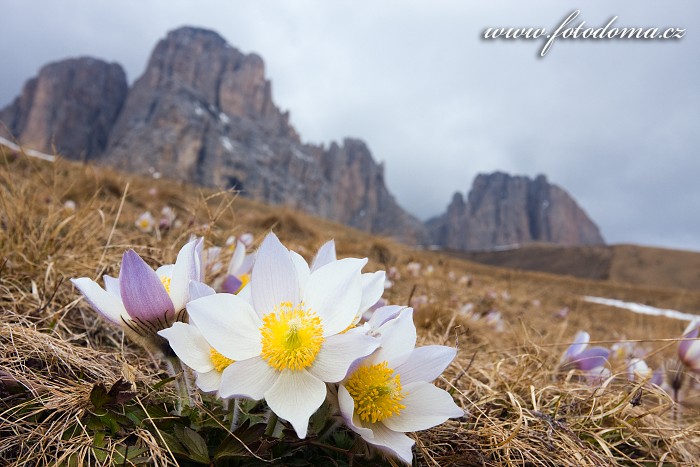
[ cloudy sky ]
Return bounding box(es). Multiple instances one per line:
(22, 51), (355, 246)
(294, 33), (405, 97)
(2, 1), (699, 251)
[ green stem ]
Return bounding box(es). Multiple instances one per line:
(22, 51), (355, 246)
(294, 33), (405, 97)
(165, 357), (192, 415)
(317, 416), (343, 443)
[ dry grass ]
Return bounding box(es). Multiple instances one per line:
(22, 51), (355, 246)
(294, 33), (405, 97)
(3, 148), (700, 465)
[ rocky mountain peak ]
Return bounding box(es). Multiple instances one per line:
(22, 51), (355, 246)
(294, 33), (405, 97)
(428, 172), (604, 251)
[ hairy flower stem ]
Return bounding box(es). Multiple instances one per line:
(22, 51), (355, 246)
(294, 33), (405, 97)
(264, 410), (279, 437)
(317, 416), (343, 443)
(230, 398), (241, 432)
(165, 357), (192, 415)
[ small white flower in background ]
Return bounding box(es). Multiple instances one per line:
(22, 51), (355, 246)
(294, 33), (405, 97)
(458, 275), (471, 286)
(135, 211), (156, 233)
(678, 320), (700, 372)
(221, 239), (255, 294)
(409, 294), (428, 309)
(71, 238), (203, 353)
(338, 308), (463, 464)
(387, 266), (400, 280)
(406, 262), (421, 277)
(63, 200), (77, 211)
(186, 232), (379, 439)
(148, 187), (158, 197)
(238, 232), (254, 247)
(425, 265), (434, 276)
(627, 358), (652, 382)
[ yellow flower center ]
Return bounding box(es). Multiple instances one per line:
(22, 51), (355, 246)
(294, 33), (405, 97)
(260, 302), (324, 371)
(345, 362), (406, 423)
(138, 219), (152, 230)
(160, 276), (171, 294)
(209, 348), (235, 373)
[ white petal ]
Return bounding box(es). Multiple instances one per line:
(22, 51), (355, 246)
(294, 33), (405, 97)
(155, 264), (174, 279)
(264, 370), (326, 439)
(310, 240), (336, 272)
(562, 331), (590, 363)
(359, 271), (386, 313)
(103, 275), (121, 298)
(290, 250), (310, 292)
(195, 369), (222, 393)
(366, 305), (406, 329)
(251, 233), (299, 317)
(308, 333), (379, 383)
(189, 280), (216, 301)
(373, 309), (416, 366)
(158, 322), (214, 373)
(237, 283), (253, 305)
(227, 242), (246, 276)
(71, 277), (128, 325)
(169, 238), (201, 311)
(338, 385), (375, 441)
(367, 422), (415, 465)
(186, 293), (262, 361)
(303, 258), (366, 336)
(394, 345), (457, 385)
(382, 381), (463, 433)
(218, 357), (278, 400)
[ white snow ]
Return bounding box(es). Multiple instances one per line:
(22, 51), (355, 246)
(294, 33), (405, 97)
(291, 146), (314, 162)
(218, 112), (230, 124)
(583, 296), (700, 322)
(0, 136), (56, 162)
(220, 136), (233, 152)
(194, 103), (204, 116)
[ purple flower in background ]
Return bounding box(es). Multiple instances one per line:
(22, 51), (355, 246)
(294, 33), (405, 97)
(559, 331), (610, 381)
(71, 238), (203, 351)
(221, 239), (255, 294)
(678, 321), (700, 372)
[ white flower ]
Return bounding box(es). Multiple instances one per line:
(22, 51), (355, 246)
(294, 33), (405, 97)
(186, 232), (379, 438)
(338, 309), (463, 464)
(135, 211), (156, 233)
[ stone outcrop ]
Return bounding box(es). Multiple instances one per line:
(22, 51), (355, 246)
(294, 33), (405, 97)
(0, 58), (127, 159)
(427, 172), (605, 251)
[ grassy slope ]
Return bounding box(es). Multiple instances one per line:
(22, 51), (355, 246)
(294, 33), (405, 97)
(2, 150), (700, 465)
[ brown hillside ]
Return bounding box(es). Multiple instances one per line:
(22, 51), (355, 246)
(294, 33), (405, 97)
(3, 147), (700, 465)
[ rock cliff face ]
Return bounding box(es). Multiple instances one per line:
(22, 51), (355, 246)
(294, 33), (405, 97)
(0, 27), (426, 243)
(0, 58), (127, 159)
(428, 172), (604, 251)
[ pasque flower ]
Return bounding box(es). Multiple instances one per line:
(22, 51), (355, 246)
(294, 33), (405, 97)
(338, 308), (463, 464)
(678, 321), (700, 372)
(559, 331), (610, 381)
(221, 239), (255, 294)
(71, 238), (203, 352)
(186, 232), (379, 439)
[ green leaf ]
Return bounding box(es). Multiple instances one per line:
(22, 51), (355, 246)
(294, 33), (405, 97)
(89, 383), (110, 410)
(152, 376), (177, 390)
(174, 425), (210, 464)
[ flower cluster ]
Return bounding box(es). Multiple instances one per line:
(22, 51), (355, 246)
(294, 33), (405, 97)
(72, 232), (462, 464)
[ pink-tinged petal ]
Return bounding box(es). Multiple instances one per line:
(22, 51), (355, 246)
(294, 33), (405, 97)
(218, 357), (277, 400)
(119, 250), (175, 323)
(189, 281), (216, 301)
(290, 250), (310, 291)
(367, 422), (415, 465)
(103, 275), (121, 298)
(308, 333), (379, 383)
(186, 293), (262, 361)
(338, 385), (375, 440)
(562, 331), (590, 362)
(251, 233), (299, 317)
(383, 381), (463, 434)
(679, 325), (700, 362)
(372, 309), (416, 366)
(575, 347), (610, 371)
(359, 271), (386, 313)
(680, 340), (700, 370)
(227, 242), (246, 276)
(169, 238), (201, 311)
(195, 369), (222, 394)
(221, 275), (243, 294)
(71, 278), (128, 325)
(264, 370), (326, 439)
(366, 305), (406, 330)
(394, 345), (457, 385)
(158, 322), (214, 373)
(310, 240), (336, 272)
(303, 258), (366, 336)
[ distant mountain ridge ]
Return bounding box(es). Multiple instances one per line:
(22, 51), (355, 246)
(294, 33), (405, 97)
(0, 26), (604, 250)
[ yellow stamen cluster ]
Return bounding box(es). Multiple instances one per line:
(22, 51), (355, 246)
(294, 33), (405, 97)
(209, 348), (235, 373)
(345, 362), (406, 423)
(160, 276), (172, 294)
(260, 302), (324, 371)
